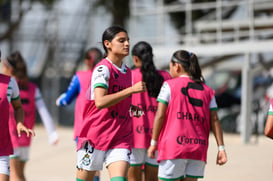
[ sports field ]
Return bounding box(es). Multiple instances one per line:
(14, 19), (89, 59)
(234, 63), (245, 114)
(25, 125), (273, 181)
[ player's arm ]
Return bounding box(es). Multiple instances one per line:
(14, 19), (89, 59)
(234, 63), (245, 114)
(147, 82), (170, 158)
(36, 88), (59, 144)
(56, 75), (80, 106)
(94, 81), (145, 109)
(92, 65), (145, 109)
(210, 96), (227, 165)
(11, 97), (24, 126)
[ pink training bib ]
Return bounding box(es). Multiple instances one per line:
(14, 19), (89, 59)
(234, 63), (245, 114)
(9, 81), (36, 148)
(74, 70), (93, 139)
(77, 59), (133, 151)
(0, 74), (13, 156)
(157, 76), (214, 163)
(131, 68), (171, 148)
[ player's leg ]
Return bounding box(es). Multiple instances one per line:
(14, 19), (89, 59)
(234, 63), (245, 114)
(0, 156), (10, 181)
(144, 164), (158, 181)
(144, 149), (158, 181)
(19, 161), (26, 181)
(128, 165), (142, 181)
(76, 169), (96, 181)
(105, 148), (131, 181)
(108, 161), (129, 180)
(76, 142), (104, 181)
(128, 148), (146, 181)
(17, 146), (30, 181)
(0, 173), (9, 181)
(9, 158), (22, 181)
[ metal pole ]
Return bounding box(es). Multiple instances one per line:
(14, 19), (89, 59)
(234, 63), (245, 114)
(241, 52), (253, 143)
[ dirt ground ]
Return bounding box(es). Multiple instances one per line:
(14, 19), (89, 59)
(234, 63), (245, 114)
(25, 125), (273, 181)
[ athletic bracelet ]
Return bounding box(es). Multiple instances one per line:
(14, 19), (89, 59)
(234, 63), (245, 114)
(218, 145), (225, 151)
(150, 139), (158, 146)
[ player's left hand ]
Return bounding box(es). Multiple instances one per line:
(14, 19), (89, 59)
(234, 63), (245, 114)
(147, 145), (157, 159)
(217, 150), (227, 165)
(17, 122), (35, 137)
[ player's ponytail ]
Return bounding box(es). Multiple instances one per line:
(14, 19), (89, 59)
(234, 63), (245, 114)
(132, 41), (164, 97)
(188, 52), (204, 83)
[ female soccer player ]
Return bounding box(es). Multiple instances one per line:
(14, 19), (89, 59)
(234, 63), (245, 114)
(76, 26), (146, 181)
(2, 51), (58, 181)
(148, 50), (227, 181)
(0, 50), (34, 181)
(128, 41), (171, 181)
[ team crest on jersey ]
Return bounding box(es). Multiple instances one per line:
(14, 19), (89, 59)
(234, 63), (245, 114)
(181, 82), (204, 107)
(81, 154), (91, 166)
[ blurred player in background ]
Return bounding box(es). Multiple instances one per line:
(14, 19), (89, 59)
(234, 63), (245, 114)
(56, 47), (103, 181)
(2, 51), (58, 181)
(0, 50), (35, 181)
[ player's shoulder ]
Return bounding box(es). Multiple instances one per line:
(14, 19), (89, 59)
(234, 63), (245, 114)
(94, 64), (110, 74)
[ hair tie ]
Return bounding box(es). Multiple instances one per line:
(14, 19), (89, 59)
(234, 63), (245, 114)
(172, 55), (190, 66)
(172, 56), (181, 63)
(188, 52), (192, 57)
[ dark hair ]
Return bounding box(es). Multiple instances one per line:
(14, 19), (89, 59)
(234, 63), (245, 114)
(171, 50), (204, 83)
(102, 25), (127, 54)
(132, 41), (164, 98)
(85, 47), (103, 66)
(6, 51), (29, 89)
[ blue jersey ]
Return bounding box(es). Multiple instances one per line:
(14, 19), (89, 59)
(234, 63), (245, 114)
(57, 75), (80, 106)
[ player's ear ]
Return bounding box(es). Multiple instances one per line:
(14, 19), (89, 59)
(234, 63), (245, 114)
(104, 40), (111, 49)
